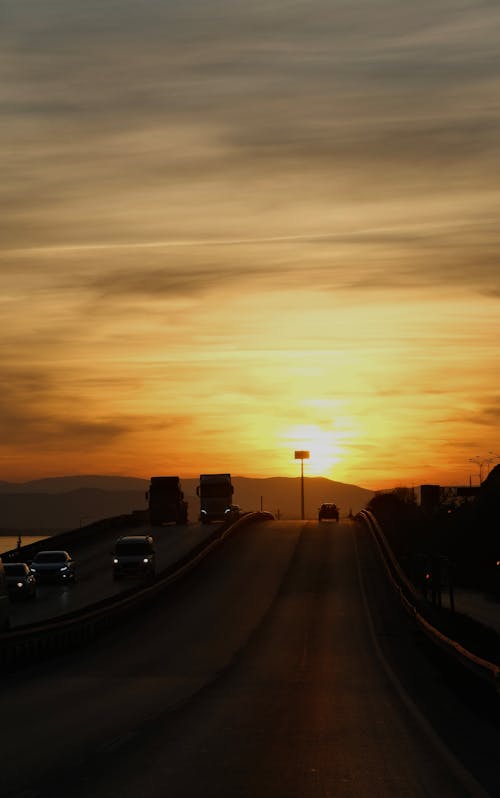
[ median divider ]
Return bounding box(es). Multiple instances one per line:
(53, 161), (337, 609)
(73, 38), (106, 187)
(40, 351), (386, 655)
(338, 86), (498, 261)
(357, 509), (500, 696)
(0, 511), (274, 671)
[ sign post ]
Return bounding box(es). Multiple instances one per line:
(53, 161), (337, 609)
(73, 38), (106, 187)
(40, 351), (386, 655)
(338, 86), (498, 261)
(294, 450), (310, 521)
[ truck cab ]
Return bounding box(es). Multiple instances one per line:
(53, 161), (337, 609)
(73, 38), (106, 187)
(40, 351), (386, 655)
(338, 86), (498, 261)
(197, 473), (234, 523)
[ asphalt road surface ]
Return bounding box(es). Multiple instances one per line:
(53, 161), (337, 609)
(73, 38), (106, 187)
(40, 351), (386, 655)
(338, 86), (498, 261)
(8, 521), (217, 627)
(2, 519), (499, 798)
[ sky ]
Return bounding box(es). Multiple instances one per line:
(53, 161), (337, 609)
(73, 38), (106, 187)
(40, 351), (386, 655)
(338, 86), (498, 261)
(2, 0), (500, 489)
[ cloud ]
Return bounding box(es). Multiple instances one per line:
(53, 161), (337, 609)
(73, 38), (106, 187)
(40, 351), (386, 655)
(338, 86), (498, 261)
(85, 264), (260, 300)
(3, 0), (500, 298)
(4, 220), (500, 305)
(0, 401), (126, 451)
(0, 363), (197, 452)
(469, 400), (500, 427)
(0, 365), (126, 449)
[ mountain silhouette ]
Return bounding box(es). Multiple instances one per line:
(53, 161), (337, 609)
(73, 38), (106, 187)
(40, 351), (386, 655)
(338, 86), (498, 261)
(0, 474), (373, 532)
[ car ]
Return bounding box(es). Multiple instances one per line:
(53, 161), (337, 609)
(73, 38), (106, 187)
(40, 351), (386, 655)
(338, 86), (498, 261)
(318, 503), (339, 522)
(29, 550), (76, 583)
(4, 562), (37, 599)
(112, 535), (156, 580)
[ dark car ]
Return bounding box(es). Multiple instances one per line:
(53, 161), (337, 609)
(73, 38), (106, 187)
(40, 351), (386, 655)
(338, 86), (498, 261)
(4, 562), (37, 599)
(112, 535), (156, 580)
(318, 503), (339, 522)
(29, 550), (76, 583)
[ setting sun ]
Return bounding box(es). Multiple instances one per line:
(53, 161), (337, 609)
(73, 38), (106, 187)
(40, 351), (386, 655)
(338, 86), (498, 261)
(283, 424), (345, 478)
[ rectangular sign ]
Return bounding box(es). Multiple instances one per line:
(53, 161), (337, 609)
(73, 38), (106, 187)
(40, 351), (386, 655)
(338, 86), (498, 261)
(294, 450), (310, 459)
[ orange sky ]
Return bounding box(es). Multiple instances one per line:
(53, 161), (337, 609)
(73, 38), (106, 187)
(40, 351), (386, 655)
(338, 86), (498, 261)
(2, 2), (500, 489)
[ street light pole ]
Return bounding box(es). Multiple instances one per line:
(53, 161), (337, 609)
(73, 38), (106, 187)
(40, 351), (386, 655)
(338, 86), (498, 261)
(294, 450), (310, 521)
(300, 457), (304, 519)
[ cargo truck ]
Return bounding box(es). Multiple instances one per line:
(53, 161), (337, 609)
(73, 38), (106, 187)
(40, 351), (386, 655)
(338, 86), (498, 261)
(146, 476), (188, 525)
(196, 473), (234, 523)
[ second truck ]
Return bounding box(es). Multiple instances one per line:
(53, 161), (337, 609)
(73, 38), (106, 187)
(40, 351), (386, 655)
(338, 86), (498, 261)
(196, 473), (234, 523)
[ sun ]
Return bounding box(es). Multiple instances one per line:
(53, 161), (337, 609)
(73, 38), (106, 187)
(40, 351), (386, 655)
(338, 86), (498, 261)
(283, 424), (344, 477)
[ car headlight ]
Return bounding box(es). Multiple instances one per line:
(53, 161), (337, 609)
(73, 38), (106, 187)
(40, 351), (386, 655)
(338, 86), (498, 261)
(113, 558), (119, 564)
(30, 567), (36, 572)
(17, 582), (24, 588)
(143, 557), (151, 564)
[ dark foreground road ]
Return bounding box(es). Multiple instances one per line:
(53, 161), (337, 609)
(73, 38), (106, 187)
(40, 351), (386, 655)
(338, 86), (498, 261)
(2, 520), (499, 797)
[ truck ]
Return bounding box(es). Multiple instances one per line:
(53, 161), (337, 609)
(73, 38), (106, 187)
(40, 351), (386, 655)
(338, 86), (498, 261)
(196, 473), (234, 523)
(146, 476), (188, 525)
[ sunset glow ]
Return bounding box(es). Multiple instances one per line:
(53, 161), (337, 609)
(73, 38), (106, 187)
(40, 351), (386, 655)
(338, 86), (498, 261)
(2, 2), (500, 489)
(284, 424), (346, 478)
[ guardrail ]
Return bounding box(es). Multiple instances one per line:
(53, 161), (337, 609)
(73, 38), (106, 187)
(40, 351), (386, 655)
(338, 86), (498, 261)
(0, 511), (274, 671)
(357, 509), (500, 696)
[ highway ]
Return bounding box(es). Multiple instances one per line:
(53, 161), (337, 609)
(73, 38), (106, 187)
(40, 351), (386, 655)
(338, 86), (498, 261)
(2, 519), (499, 798)
(8, 521), (218, 627)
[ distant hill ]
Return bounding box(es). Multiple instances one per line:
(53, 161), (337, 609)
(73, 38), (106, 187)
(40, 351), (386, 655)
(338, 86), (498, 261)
(0, 474), (373, 532)
(0, 488), (148, 533)
(0, 475), (148, 494)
